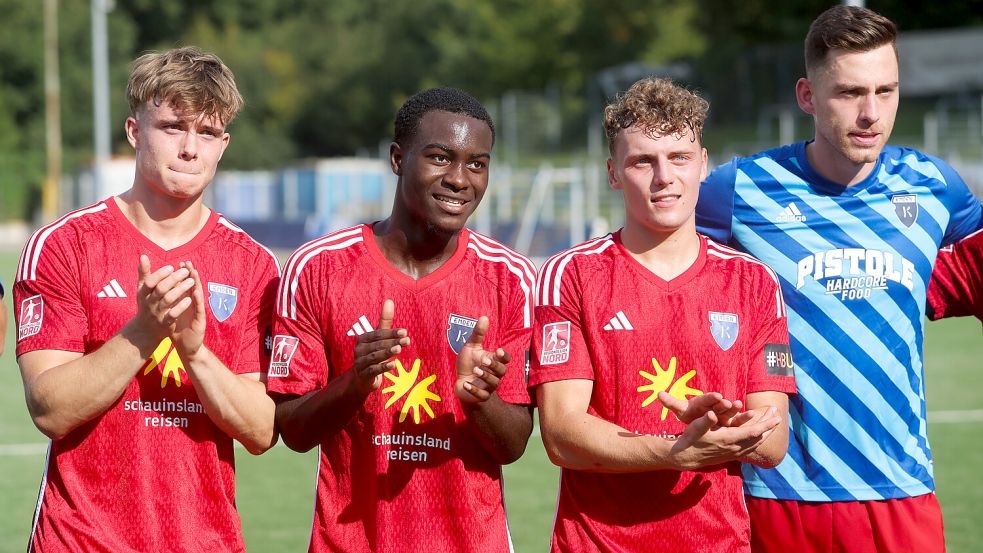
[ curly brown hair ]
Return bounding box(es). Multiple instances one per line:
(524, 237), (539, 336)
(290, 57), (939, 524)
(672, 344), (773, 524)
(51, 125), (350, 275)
(603, 77), (708, 155)
(127, 46), (244, 126)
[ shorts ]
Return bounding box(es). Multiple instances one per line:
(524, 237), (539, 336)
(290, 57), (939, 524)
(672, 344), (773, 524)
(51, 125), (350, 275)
(747, 493), (945, 553)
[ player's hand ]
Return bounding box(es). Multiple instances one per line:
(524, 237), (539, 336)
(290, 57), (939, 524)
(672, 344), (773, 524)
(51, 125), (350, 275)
(659, 391), (743, 428)
(667, 406), (781, 470)
(130, 254), (196, 343)
(171, 261), (207, 359)
(349, 299), (409, 395)
(455, 316), (508, 405)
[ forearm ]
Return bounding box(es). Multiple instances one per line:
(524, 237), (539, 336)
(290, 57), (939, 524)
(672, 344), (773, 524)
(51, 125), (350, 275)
(463, 396), (533, 464)
(540, 409), (676, 473)
(740, 418), (788, 468)
(21, 323), (157, 439)
(275, 369), (370, 452)
(184, 346), (277, 454)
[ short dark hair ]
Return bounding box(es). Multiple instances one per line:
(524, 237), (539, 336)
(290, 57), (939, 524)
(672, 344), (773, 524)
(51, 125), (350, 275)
(393, 87), (495, 146)
(805, 5), (897, 76)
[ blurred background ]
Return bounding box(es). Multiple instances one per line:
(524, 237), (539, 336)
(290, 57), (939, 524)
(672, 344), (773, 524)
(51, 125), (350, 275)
(2, 1), (983, 551)
(2, 0), (983, 256)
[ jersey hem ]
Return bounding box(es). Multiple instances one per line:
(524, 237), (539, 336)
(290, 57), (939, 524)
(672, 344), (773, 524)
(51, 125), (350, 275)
(743, 478), (936, 502)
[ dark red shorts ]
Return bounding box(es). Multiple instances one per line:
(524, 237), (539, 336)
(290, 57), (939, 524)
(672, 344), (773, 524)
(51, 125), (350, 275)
(747, 494), (945, 553)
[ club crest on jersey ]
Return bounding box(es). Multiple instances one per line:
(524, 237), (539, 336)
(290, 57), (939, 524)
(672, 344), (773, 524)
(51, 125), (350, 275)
(541, 321), (571, 365)
(708, 311), (739, 351)
(18, 294), (44, 340)
(892, 194), (918, 227)
(270, 335), (299, 377)
(207, 282), (238, 322)
(447, 314), (478, 354)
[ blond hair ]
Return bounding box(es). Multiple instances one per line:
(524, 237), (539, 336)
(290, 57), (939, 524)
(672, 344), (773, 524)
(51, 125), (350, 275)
(126, 46), (243, 125)
(603, 77), (708, 154)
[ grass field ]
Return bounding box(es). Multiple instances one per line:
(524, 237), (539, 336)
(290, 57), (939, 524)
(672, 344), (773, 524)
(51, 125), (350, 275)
(0, 248), (981, 552)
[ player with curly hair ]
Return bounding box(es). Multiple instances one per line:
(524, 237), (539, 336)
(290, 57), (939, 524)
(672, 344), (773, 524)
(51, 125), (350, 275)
(530, 77), (796, 552)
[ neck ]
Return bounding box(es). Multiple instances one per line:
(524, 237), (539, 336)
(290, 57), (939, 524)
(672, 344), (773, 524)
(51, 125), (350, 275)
(115, 183), (210, 250)
(373, 210), (460, 280)
(620, 221), (700, 281)
(805, 137), (877, 187)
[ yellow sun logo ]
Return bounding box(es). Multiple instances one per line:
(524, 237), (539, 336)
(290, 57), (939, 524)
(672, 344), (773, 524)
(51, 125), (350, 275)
(637, 356), (703, 420)
(381, 358), (442, 424)
(141, 338), (187, 388)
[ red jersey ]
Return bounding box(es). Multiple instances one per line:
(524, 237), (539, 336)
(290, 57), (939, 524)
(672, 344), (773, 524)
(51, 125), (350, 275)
(269, 224), (534, 553)
(529, 231), (796, 553)
(928, 230), (983, 321)
(15, 199), (280, 553)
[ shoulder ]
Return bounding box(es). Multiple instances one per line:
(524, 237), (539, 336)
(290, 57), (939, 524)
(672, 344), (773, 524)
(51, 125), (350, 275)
(214, 215), (282, 275)
(879, 145), (964, 187)
(464, 230), (536, 290)
(281, 224), (367, 277)
(705, 237), (781, 287)
(17, 201), (111, 283)
(536, 234), (617, 305)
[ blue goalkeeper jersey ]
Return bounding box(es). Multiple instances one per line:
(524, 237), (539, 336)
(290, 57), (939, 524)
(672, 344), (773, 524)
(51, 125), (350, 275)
(697, 141), (982, 502)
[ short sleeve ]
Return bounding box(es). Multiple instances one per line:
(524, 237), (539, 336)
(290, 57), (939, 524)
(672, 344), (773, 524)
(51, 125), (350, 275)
(493, 274), (533, 406)
(927, 233), (983, 321)
(266, 255), (329, 397)
(745, 268), (797, 395)
(234, 250), (280, 376)
(15, 228), (88, 355)
(529, 259), (592, 388)
(696, 159), (738, 244)
(933, 156), (983, 246)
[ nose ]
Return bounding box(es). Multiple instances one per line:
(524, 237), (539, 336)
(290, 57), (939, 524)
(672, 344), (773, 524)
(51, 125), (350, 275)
(858, 93), (880, 127)
(651, 157), (673, 188)
(443, 161), (466, 191)
(179, 131), (199, 161)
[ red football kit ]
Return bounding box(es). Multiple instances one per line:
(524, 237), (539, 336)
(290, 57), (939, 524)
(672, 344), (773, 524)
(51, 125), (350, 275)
(928, 229), (983, 321)
(529, 231), (796, 553)
(268, 224), (535, 553)
(15, 199), (279, 553)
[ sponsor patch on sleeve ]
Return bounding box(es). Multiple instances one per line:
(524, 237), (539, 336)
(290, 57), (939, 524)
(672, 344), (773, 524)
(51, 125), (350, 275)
(540, 321), (571, 365)
(764, 343), (794, 376)
(18, 294), (44, 341)
(269, 335), (299, 377)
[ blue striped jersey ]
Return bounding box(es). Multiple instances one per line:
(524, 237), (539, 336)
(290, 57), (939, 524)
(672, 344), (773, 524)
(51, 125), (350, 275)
(697, 141), (982, 502)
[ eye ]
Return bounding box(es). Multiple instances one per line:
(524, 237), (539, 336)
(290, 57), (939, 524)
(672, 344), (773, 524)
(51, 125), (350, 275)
(431, 154), (449, 164)
(467, 160), (486, 170)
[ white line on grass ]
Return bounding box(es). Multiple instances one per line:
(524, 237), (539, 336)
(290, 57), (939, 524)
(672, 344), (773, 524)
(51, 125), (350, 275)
(1, 409), (982, 456)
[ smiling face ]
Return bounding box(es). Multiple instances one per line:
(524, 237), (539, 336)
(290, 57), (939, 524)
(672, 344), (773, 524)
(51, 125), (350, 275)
(126, 100), (230, 201)
(797, 44), (899, 184)
(390, 110), (493, 235)
(608, 125), (708, 238)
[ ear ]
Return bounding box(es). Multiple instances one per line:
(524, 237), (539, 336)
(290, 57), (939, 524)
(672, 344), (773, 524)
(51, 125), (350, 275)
(216, 132), (231, 161)
(125, 116), (139, 149)
(795, 77), (816, 115)
(389, 142), (403, 176)
(699, 147), (709, 182)
(607, 158), (621, 190)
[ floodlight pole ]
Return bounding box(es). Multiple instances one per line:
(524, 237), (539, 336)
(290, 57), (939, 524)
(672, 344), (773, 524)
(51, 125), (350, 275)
(43, 0), (62, 221)
(91, 0), (111, 192)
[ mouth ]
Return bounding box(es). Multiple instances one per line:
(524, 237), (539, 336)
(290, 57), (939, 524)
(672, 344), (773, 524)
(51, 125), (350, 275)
(433, 193), (470, 213)
(848, 131), (880, 146)
(650, 193), (681, 207)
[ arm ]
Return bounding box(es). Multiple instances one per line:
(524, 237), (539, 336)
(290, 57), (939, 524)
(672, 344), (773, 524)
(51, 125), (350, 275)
(537, 379), (782, 473)
(740, 391), (789, 468)
(19, 258), (196, 439)
(172, 262), (277, 455)
(275, 299), (409, 452)
(455, 316), (533, 464)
